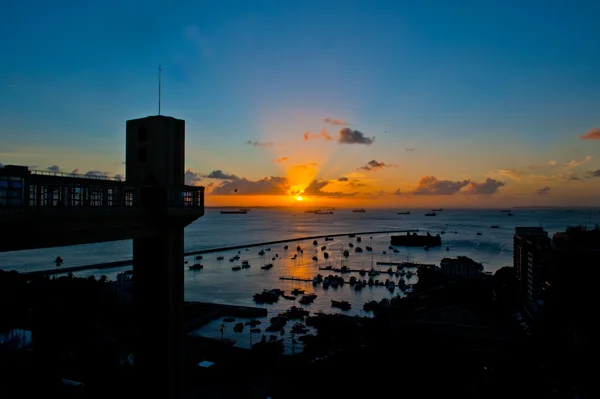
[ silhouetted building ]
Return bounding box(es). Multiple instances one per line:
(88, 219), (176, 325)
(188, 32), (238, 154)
(440, 256), (483, 278)
(512, 225), (600, 397)
(513, 227), (550, 317)
(0, 114), (204, 399)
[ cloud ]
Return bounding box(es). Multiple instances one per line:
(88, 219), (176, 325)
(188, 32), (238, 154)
(211, 176), (290, 195)
(548, 161), (557, 166)
(205, 170), (239, 180)
(338, 128), (375, 145)
(414, 176), (470, 195)
(323, 118), (348, 126)
(536, 186), (551, 195)
(563, 155), (592, 169)
(302, 179), (356, 197)
(246, 140), (273, 147)
(394, 189), (408, 196)
(274, 157), (289, 163)
(185, 169), (203, 186)
(462, 178), (505, 195)
(405, 148), (416, 152)
(338, 177), (349, 182)
(585, 169), (600, 178)
(303, 129), (333, 141)
(579, 128), (600, 140)
(85, 170), (109, 177)
(347, 179), (367, 188)
(0, 163), (3, 168)
(71, 168), (79, 174)
(491, 168), (529, 183)
(569, 176), (581, 181)
(47, 165), (61, 172)
(358, 160), (388, 172)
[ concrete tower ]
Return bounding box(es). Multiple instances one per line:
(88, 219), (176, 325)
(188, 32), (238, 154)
(126, 115), (189, 398)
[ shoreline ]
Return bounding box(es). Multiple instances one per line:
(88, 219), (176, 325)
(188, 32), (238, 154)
(20, 229), (418, 276)
(184, 301), (268, 332)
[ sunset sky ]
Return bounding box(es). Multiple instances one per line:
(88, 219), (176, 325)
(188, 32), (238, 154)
(1, 1), (600, 208)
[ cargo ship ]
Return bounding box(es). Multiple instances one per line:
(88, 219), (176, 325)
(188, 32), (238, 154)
(220, 210), (248, 214)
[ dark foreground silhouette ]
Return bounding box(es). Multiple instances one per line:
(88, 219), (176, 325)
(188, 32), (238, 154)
(0, 268), (591, 398)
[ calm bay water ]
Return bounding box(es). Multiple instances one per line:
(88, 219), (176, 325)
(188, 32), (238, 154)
(1, 207), (598, 353)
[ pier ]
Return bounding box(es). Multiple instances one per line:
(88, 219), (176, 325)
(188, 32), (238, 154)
(279, 276), (314, 282)
(279, 276), (414, 287)
(22, 229), (420, 276)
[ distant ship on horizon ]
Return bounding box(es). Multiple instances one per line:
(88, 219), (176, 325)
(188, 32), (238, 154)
(352, 208), (366, 213)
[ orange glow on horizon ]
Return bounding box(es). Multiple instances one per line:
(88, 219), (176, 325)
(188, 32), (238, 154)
(296, 196), (303, 201)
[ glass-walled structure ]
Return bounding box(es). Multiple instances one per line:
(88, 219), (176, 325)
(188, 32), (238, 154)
(0, 165), (204, 211)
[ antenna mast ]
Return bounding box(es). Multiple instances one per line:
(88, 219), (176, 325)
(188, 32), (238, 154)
(158, 64), (162, 115)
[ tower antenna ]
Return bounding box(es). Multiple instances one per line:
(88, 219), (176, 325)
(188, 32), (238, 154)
(158, 64), (162, 115)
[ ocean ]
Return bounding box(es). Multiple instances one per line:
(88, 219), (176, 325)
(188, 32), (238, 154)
(1, 207), (598, 353)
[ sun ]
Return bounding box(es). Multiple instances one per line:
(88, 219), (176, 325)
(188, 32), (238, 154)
(296, 196), (304, 201)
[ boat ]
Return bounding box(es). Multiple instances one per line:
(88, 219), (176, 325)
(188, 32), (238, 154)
(315, 210), (333, 214)
(188, 263), (203, 270)
(216, 256), (224, 260)
(260, 263), (273, 270)
(432, 208), (443, 211)
(241, 260), (250, 268)
(220, 210), (247, 214)
(352, 208), (366, 212)
(500, 209), (511, 212)
(490, 225), (499, 229)
(331, 300), (351, 310)
(253, 290), (279, 304)
(508, 212), (514, 216)
(425, 212), (436, 216)
(397, 211), (410, 215)
(231, 265), (242, 271)
(390, 232), (442, 247)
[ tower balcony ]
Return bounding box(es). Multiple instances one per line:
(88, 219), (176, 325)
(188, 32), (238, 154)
(0, 166), (204, 251)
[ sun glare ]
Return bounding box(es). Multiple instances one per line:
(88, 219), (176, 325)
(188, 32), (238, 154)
(296, 196), (304, 201)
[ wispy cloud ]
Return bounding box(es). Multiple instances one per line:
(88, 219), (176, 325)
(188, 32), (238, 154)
(303, 129), (333, 141)
(536, 186), (551, 195)
(585, 169), (600, 178)
(338, 128), (374, 145)
(405, 147), (416, 152)
(246, 140), (274, 147)
(274, 157), (289, 163)
(323, 118), (348, 126)
(563, 155), (592, 169)
(211, 176), (290, 195)
(47, 165), (61, 172)
(579, 128), (600, 140)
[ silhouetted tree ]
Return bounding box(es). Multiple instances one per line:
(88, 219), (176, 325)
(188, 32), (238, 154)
(54, 256), (63, 269)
